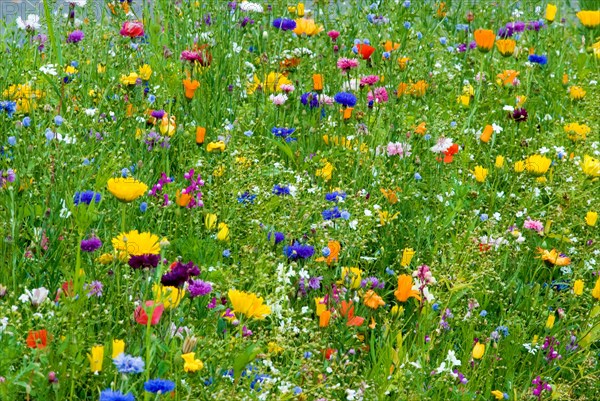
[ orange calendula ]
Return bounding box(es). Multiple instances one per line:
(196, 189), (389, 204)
(394, 274), (421, 302)
(537, 248), (571, 266)
(474, 29), (495, 52)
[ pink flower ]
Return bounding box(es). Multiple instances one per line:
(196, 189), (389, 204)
(279, 84), (295, 93)
(360, 75), (379, 87)
(524, 218), (544, 233)
(337, 58), (359, 72)
(386, 142), (411, 158)
(367, 87), (389, 103)
(120, 21), (144, 38)
(269, 94), (288, 105)
(134, 301), (164, 325)
(327, 30), (340, 41)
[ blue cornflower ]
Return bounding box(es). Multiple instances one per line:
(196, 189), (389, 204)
(416, 32), (423, 40)
(237, 191), (257, 204)
(121, 168), (129, 178)
(148, 94), (156, 103)
(99, 389), (135, 401)
(293, 387), (303, 395)
(0, 101), (17, 117)
(284, 242), (315, 259)
(321, 247), (331, 257)
(479, 310), (488, 317)
(267, 231), (285, 244)
(340, 210), (351, 220)
(325, 191), (346, 202)
(414, 172), (422, 180)
(496, 325), (509, 337)
(243, 130), (253, 137)
(432, 303), (440, 312)
(250, 374), (271, 392)
(113, 353), (145, 374)
(333, 92), (357, 107)
(140, 202), (148, 213)
(54, 115), (64, 126)
(272, 18), (296, 31)
(8, 136), (16, 146)
(439, 37), (447, 45)
(304, 351), (312, 358)
(301, 92), (319, 109)
(403, 21), (411, 29)
(456, 24), (469, 31)
(272, 184), (290, 196)
(73, 191), (101, 205)
(22, 116), (31, 127)
(144, 379), (175, 394)
(222, 249), (231, 258)
(322, 206), (342, 220)
(271, 127), (296, 140)
(528, 54), (547, 65)
(480, 213), (489, 222)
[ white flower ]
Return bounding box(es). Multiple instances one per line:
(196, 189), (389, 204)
(239, 1), (263, 12)
(269, 93), (288, 106)
(19, 287), (49, 306)
(232, 42), (242, 53)
(60, 199), (72, 218)
(16, 14), (41, 31)
(502, 105), (515, 112)
(492, 123), (503, 133)
(84, 108), (98, 116)
(66, 0), (87, 6)
(430, 137), (453, 153)
(39, 64), (58, 76)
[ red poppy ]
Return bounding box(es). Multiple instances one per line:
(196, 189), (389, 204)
(356, 44), (375, 60)
(26, 329), (48, 349)
(323, 348), (337, 360)
(55, 281), (74, 302)
(443, 143), (459, 163)
(119, 21), (145, 38)
(134, 301), (164, 325)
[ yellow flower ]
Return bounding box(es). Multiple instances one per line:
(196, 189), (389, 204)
(397, 57), (410, 70)
(472, 341), (485, 359)
(112, 230), (161, 256)
(546, 314), (555, 329)
(297, 2), (305, 16)
(400, 248), (415, 267)
(524, 155), (551, 175)
(107, 177), (148, 202)
(97, 63), (106, 73)
(568, 86), (586, 100)
(592, 277), (600, 300)
(586, 211), (598, 226)
(573, 279), (584, 296)
(394, 274), (420, 302)
(216, 222), (230, 241)
(378, 210), (399, 226)
(593, 40), (600, 59)
(495, 156), (505, 169)
(293, 18), (323, 36)
(457, 94), (470, 106)
(97, 253), (115, 264)
(204, 213), (217, 230)
(472, 166), (488, 183)
(576, 10), (600, 28)
(112, 339), (125, 358)
(381, 188), (399, 205)
(341, 267), (362, 289)
(120, 72), (139, 86)
(154, 285), (184, 309)
(491, 390), (505, 400)
(315, 297), (326, 316)
(473, 29), (495, 52)
(514, 160), (525, 173)
(316, 161), (333, 181)
(181, 352), (204, 372)
(545, 4), (557, 22)
(495, 39), (516, 57)
(247, 72), (292, 95)
(268, 342), (284, 354)
(581, 155), (600, 177)
(65, 65), (78, 75)
(227, 289), (271, 320)
(89, 345), (104, 372)
(564, 123), (591, 141)
(206, 141), (226, 152)
(138, 64), (152, 80)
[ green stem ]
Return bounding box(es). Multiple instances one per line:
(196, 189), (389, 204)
(121, 203), (127, 233)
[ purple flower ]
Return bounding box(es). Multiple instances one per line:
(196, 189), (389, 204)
(128, 254), (160, 269)
(307, 276), (323, 290)
(66, 30), (84, 43)
(268, 231), (285, 244)
(188, 279), (213, 298)
(84, 280), (103, 297)
(161, 261), (200, 287)
(73, 190), (101, 205)
(81, 237), (102, 252)
(512, 108), (528, 122)
(301, 92), (320, 109)
(284, 242), (315, 259)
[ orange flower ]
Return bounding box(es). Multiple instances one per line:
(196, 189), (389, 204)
(356, 43), (375, 60)
(182, 79), (200, 99)
(316, 240), (341, 265)
(436, 2), (447, 18)
(195, 126), (206, 145)
(340, 301), (365, 327)
(474, 29), (495, 52)
(397, 57), (410, 70)
(410, 80), (428, 97)
(480, 125), (493, 143)
(313, 74), (323, 91)
(363, 290), (385, 309)
(414, 122), (426, 135)
(380, 188), (399, 204)
(496, 70), (519, 86)
(383, 40), (400, 52)
(397, 82), (410, 96)
(26, 329), (48, 349)
(537, 248), (571, 266)
(394, 275), (421, 302)
(319, 310), (331, 327)
(176, 190), (191, 207)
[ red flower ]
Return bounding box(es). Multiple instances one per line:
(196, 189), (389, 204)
(134, 301), (164, 325)
(443, 143), (459, 163)
(339, 300), (365, 327)
(120, 21), (144, 38)
(55, 281), (74, 302)
(356, 44), (375, 60)
(323, 348), (337, 360)
(26, 329), (48, 349)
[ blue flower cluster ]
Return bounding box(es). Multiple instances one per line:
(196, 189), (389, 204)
(333, 92), (357, 107)
(73, 190), (101, 206)
(144, 379), (175, 394)
(0, 101), (17, 118)
(284, 242), (315, 259)
(272, 18), (296, 31)
(272, 184), (290, 196)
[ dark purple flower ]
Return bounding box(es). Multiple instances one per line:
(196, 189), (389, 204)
(188, 279), (212, 298)
(74, 190), (101, 205)
(66, 30), (84, 43)
(81, 237), (102, 252)
(301, 92), (320, 109)
(512, 108), (528, 122)
(151, 109), (166, 119)
(161, 261), (200, 287)
(128, 254), (160, 269)
(284, 242), (315, 259)
(272, 18), (296, 31)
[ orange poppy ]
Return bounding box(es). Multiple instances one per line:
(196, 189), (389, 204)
(537, 248), (571, 266)
(480, 124), (493, 143)
(474, 29), (495, 52)
(394, 275), (421, 302)
(182, 79), (200, 99)
(26, 329), (48, 349)
(363, 290), (385, 309)
(313, 74), (323, 91)
(195, 126), (206, 145)
(356, 43), (375, 60)
(319, 310), (331, 327)
(383, 40), (400, 52)
(176, 190), (191, 207)
(340, 300), (365, 327)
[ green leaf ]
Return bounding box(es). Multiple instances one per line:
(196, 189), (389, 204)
(233, 343), (261, 384)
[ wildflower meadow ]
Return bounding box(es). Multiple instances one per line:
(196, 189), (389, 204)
(1, 0), (600, 400)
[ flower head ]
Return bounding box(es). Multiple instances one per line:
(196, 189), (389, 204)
(227, 289), (271, 320)
(394, 274), (421, 302)
(107, 177), (147, 202)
